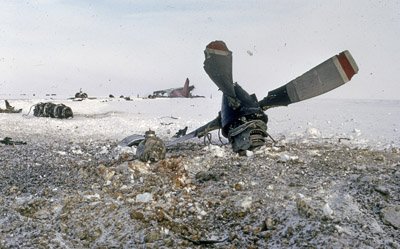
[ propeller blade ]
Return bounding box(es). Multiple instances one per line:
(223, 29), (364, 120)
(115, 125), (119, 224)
(118, 134), (145, 147)
(204, 41), (236, 98)
(259, 50), (359, 110)
(166, 116), (221, 147)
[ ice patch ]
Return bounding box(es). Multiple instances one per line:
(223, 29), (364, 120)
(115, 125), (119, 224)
(308, 150), (321, 157)
(72, 149), (83, 155)
(240, 196), (252, 210)
(136, 193), (153, 203)
(305, 127), (321, 138)
(116, 145), (136, 154)
(246, 150), (254, 157)
(279, 153), (299, 162)
(99, 146), (109, 154)
(84, 193), (100, 200)
(203, 144), (226, 158)
(353, 128), (362, 136)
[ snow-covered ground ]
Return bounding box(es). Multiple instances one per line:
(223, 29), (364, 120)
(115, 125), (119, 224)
(1, 97), (399, 151)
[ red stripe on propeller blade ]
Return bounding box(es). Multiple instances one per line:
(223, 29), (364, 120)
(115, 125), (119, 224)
(206, 41), (229, 51)
(336, 52), (356, 80)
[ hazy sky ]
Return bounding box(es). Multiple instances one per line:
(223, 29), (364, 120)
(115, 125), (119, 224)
(1, 0), (399, 99)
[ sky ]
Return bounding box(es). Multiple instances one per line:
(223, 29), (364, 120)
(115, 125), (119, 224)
(1, 0), (399, 100)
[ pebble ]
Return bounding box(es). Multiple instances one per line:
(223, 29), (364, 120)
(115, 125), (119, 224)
(381, 205), (400, 229)
(144, 231), (162, 243)
(130, 211), (145, 220)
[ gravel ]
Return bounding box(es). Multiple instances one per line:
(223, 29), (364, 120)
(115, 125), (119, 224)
(1, 133), (399, 248)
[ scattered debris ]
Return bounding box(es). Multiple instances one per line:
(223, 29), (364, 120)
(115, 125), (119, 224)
(0, 137), (26, 145)
(75, 88), (88, 99)
(0, 100), (22, 113)
(136, 130), (166, 162)
(118, 134), (145, 147)
(26, 102), (73, 119)
(173, 126), (188, 138)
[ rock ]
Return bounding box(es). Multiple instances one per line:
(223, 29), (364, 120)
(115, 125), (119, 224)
(323, 203), (334, 217)
(130, 211), (144, 220)
(235, 183), (244, 191)
(374, 185), (390, 195)
(144, 231), (162, 243)
(220, 191), (229, 199)
(246, 150), (254, 157)
(370, 220), (384, 234)
(131, 161), (151, 174)
(381, 205), (400, 229)
(98, 164), (115, 181)
(195, 171), (220, 182)
(262, 217), (275, 230)
(296, 198), (315, 218)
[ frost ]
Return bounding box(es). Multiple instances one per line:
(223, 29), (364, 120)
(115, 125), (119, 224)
(136, 193), (153, 203)
(84, 193), (100, 200)
(99, 146), (108, 154)
(246, 150), (254, 157)
(279, 153), (299, 162)
(203, 144), (226, 157)
(72, 149), (83, 154)
(239, 196), (252, 210)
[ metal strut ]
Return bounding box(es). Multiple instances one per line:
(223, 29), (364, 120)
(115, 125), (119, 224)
(203, 132), (213, 146)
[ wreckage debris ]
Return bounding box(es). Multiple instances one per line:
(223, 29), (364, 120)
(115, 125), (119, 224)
(166, 40), (359, 154)
(179, 235), (229, 245)
(136, 130), (166, 162)
(119, 131), (167, 162)
(29, 102), (73, 119)
(173, 126), (188, 138)
(75, 88), (88, 99)
(0, 100), (22, 113)
(151, 78), (205, 98)
(0, 137), (26, 145)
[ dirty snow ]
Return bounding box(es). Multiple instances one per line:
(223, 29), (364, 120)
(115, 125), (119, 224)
(0, 96), (399, 248)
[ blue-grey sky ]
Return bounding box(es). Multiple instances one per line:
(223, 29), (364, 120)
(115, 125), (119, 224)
(1, 0), (399, 99)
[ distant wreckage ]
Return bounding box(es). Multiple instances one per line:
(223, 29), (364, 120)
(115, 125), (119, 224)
(0, 100), (22, 114)
(150, 78), (204, 98)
